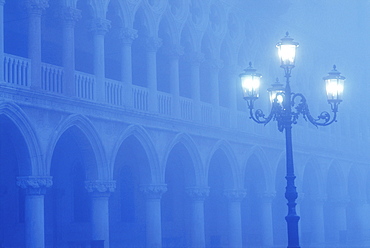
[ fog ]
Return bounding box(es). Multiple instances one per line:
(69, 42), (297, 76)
(1, 0), (370, 248)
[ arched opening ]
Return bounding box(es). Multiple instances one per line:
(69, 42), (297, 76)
(4, 0), (28, 57)
(162, 142), (196, 247)
(75, 0), (94, 74)
(157, 17), (171, 93)
(301, 162), (325, 246)
(105, 0), (123, 81)
(346, 166), (366, 244)
(132, 7), (149, 87)
(242, 153), (271, 247)
(0, 115), (31, 247)
(324, 164), (347, 245)
(205, 149), (232, 247)
(179, 25), (193, 98)
(46, 126), (97, 247)
(110, 135), (150, 248)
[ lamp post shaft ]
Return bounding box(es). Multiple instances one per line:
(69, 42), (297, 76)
(284, 73), (300, 248)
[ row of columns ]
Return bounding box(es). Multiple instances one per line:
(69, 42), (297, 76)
(12, 178), (359, 248)
(16, 176), (116, 248)
(7, 1), (241, 123)
(15, 175), (268, 248)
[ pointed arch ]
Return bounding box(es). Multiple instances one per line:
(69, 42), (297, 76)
(206, 139), (239, 189)
(46, 114), (107, 180)
(243, 145), (274, 192)
(326, 159), (348, 200)
(0, 102), (42, 175)
(111, 125), (159, 184)
(302, 156), (325, 198)
(163, 133), (203, 186)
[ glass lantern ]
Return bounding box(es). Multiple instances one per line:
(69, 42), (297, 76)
(276, 32), (299, 68)
(240, 62), (262, 101)
(323, 65), (345, 103)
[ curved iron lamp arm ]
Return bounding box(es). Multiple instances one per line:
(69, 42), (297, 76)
(292, 93), (338, 127)
(247, 99), (283, 126)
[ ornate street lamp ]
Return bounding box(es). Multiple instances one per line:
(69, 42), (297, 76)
(240, 32), (345, 248)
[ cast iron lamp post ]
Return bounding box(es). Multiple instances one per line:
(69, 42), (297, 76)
(239, 33), (345, 248)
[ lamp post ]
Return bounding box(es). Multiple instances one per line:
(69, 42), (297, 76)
(240, 32), (345, 248)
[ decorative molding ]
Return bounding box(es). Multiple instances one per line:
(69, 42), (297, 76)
(145, 37), (163, 52)
(85, 180), (116, 194)
(17, 176), (53, 195)
(22, 0), (49, 14)
(118, 27), (138, 45)
(89, 18), (111, 35)
(59, 7), (82, 26)
(166, 44), (184, 59)
(139, 184), (167, 199)
(186, 187), (210, 200)
(259, 192), (276, 203)
(224, 189), (247, 201)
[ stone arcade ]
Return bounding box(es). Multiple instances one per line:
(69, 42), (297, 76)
(1, 0), (370, 248)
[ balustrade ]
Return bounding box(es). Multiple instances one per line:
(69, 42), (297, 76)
(180, 97), (193, 121)
(75, 71), (95, 100)
(105, 79), (124, 106)
(41, 63), (63, 93)
(157, 92), (172, 116)
(132, 85), (149, 111)
(1, 54), (240, 129)
(4, 54), (30, 86)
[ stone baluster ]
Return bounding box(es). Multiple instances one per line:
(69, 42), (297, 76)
(17, 176), (53, 248)
(23, 0), (49, 89)
(186, 187), (210, 248)
(89, 18), (111, 101)
(60, 7), (81, 96)
(85, 180), (116, 248)
(140, 184), (167, 248)
(224, 189), (247, 248)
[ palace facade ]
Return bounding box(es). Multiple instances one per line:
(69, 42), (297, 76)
(1, 0), (370, 247)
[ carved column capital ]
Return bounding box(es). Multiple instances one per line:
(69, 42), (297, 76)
(224, 189), (247, 202)
(118, 27), (138, 45)
(59, 6), (81, 27)
(89, 18), (111, 35)
(186, 187), (210, 201)
(85, 180), (116, 196)
(140, 184), (167, 199)
(259, 192), (276, 203)
(145, 37), (163, 52)
(23, 0), (49, 14)
(17, 176), (53, 195)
